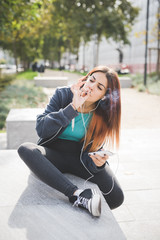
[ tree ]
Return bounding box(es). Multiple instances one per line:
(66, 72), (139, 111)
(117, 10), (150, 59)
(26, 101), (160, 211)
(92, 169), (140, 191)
(49, 0), (139, 66)
(0, 0), (139, 70)
(156, 0), (160, 78)
(0, 0), (51, 71)
(135, 1), (159, 78)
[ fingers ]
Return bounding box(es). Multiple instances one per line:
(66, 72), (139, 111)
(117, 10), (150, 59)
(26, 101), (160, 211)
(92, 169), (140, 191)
(71, 83), (85, 96)
(78, 78), (86, 86)
(80, 85), (90, 96)
(71, 80), (90, 109)
(72, 83), (90, 100)
(72, 79), (85, 90)
(89, 154), (108, 167)
(71, 84), (79, 93)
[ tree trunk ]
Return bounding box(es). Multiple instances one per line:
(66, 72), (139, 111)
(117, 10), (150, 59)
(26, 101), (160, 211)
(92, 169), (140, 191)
(96, 40), (99, 66)
(12, 40), (18, 73)
(23, 61), (27, 71)
(157, 49), (160, 79)
(58, 51), (61, 67)
(83, 42), (85, 71)
(156, 3), (160, 79)
(27, 61), (30, 70)
(50, 60), (54, 69)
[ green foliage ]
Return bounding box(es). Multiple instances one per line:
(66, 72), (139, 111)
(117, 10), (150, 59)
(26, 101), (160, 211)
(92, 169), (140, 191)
(0, 74), (15, 92)
(16, 70), (38, 80)
(148, 71), (160, 81)
(148, 80), (160, 95)
(0, 58), (6, 64)
(51, 0), (139, 45)
(0, 0), (47, 69)
(0, 70), (46, 130)
(130, 73), (160, 95)
(137, 83), (147, 92)
(0, 104), (9, 129)
(0, 0), (139, 69)
(1, 84), (45, 107)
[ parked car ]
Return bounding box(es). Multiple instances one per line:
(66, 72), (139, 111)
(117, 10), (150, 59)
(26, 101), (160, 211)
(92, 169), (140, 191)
(116, 64), (130, 74)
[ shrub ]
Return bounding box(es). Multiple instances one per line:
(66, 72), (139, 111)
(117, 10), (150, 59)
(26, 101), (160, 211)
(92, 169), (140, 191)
(0, 71), (46, 130)
(0, 104), (9, 129)
(0, 74), (15, 92)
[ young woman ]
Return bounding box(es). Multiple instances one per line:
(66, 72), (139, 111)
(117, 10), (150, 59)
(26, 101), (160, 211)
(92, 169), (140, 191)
(18, 65), (124, 217)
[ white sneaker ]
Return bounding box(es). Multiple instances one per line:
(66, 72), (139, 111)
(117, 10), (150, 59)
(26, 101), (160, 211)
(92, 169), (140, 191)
(69, 189), (101, 217)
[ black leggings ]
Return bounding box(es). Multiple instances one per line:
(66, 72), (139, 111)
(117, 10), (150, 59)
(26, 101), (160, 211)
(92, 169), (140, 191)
(18, 139), (124, 210)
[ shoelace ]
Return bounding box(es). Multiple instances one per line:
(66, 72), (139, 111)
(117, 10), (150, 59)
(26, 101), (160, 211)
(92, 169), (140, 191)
(73, 196), (89, 209)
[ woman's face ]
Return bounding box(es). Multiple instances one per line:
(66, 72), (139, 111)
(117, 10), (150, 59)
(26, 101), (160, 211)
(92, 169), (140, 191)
(83, 72), (107, 103)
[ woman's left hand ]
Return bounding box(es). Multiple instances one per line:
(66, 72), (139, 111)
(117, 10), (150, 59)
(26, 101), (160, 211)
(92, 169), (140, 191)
(89, 153), (109, 167)
(71, 79), (90, 110)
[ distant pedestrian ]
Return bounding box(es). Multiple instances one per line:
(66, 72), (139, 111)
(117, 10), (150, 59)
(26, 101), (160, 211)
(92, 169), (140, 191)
(32, 62), (37, 72)
(39, 64), (45, 73)
(18, 65), (124, 217)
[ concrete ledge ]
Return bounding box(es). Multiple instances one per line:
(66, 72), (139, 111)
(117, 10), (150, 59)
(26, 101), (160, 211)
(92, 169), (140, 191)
(6, 108), (43, 149)
(34, 76), (68, 88)
(0, 150), (126, 240)
(34, 75), (131, 88)
(119, 77), (132, 88)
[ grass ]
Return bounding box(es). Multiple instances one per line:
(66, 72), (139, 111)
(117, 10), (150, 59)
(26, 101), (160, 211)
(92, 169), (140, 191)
(16, 70), (38, 81)
(0, 129), (6, 133)
(0, 70), (47, 131)
(130, 72), (160, 95)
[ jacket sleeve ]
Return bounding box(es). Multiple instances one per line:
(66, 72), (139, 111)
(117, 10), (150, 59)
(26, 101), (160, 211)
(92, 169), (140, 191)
(36, 88), (78, 139)
(81, 151), (106, 174)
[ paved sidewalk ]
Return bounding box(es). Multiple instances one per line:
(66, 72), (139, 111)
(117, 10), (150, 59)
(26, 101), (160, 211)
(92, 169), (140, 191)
(0, 70), (160, 239)
(112, 128), (160, 240)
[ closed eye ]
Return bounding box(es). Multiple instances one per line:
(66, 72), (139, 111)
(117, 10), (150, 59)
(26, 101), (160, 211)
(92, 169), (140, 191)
(90, 79), (103, 90)
(98, 86), (103, 91)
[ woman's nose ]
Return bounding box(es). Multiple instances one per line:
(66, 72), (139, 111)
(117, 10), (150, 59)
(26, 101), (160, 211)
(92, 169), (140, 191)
(89, 82), (96, 90)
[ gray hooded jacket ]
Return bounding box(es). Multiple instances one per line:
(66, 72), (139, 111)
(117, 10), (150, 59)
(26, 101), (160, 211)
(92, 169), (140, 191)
(36, 86), (106, 174)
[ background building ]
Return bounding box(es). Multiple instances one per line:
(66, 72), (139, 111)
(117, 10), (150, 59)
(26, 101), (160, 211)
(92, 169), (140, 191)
(77, 0), (159, 73)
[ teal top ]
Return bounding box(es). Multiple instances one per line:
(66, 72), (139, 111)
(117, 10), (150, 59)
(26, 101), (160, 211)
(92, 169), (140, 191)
(58, 112), (93, 142)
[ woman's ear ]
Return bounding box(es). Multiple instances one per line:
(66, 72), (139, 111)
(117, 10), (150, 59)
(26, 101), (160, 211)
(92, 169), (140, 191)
(101, 96), (106, 101)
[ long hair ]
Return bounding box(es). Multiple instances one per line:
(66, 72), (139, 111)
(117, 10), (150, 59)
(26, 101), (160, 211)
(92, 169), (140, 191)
(80, 66), (121, 152)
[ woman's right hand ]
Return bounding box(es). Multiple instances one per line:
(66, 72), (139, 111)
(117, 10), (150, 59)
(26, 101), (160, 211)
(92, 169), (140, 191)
(71, 79), (90, 110)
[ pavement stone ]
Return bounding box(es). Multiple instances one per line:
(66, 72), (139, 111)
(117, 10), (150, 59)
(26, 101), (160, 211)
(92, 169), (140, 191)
(111, 129), (160, 240)
(119, 220), (160, 240)
(0, 150), (126, 240)
(0, 133), (6, 150)
(6, 108), (43, 149)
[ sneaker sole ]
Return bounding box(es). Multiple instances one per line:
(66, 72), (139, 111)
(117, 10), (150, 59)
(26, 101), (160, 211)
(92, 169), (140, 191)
(90, 190), (101, 217)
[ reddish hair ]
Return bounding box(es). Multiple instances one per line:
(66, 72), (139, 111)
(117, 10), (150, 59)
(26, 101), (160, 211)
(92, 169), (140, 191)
(80, 66), (121, 151)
